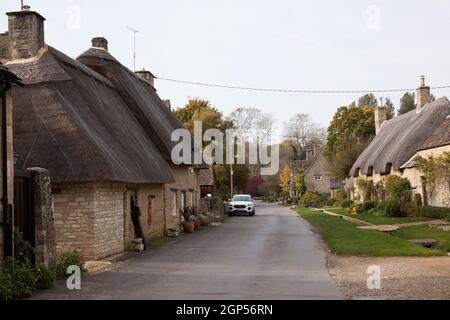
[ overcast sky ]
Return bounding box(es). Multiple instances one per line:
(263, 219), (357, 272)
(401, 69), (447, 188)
(2, 0), (450, 138)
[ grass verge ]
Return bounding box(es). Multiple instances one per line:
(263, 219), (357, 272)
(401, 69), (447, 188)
(296, 207), (446, 257)
(392, 225), (450, 252)
(327, 208), (431, 225)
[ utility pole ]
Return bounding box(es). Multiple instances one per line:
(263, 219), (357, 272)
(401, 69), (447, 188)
(126, 26), (139, 72)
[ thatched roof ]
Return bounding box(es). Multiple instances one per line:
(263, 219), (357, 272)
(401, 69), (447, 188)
(77, 47), (185, 162)
(9, 46), (176, 184)
(349, 97), (450, 177)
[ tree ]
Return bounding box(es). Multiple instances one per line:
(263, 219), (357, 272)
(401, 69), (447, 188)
(174, 98), (232, 134)
(324, 102), (376, 180)
(294, 171), (306, 196)
(279, 165), (291, 195)
(385, 98), (395, 120)
(228, 107), (274, 145)
(398, 92), (416, 115)
(357, 93), (378, 108)
(284, 113), (325, 160)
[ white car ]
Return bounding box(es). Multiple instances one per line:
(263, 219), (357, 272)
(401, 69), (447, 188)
(228, 195), (255, 216)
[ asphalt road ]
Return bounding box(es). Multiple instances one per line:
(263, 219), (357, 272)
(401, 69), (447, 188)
(32, 202), (342, 300)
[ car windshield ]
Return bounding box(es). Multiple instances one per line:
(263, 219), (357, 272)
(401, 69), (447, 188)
(232, 196), (252, 202)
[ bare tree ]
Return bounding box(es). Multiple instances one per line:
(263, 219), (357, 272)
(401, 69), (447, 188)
(228, 107), (274, 145)
(284, 113), (325, 159)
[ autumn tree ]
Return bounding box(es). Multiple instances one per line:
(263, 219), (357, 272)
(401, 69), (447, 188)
(294, 171), (306, 197)
(324, 103), (376, 180)
(279, 165), (292, 195)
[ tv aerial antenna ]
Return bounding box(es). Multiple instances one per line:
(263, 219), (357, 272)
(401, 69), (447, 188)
(126, 26), (139, 71)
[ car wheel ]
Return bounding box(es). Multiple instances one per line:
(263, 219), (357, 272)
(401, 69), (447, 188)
(228, 213), (234, 217)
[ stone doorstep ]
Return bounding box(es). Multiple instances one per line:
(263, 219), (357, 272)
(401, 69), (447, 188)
(358, 225), (399, 232)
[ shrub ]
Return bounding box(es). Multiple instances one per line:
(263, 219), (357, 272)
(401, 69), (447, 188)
(362, 200), (377, 212)
(413, 194), (423, 207)
(53, 252), (85, 280)
(317, 193), (333, 207)
(299, 192), (321, 208)
(419, 206), (450, 219)
(385, 176), (412, 206)
(340, 199), (353, 209)
(334, 189), (348, 204)
(0, 258), (37, 300)
(35, 265), (56, 290)
(377, 198), (402, 217)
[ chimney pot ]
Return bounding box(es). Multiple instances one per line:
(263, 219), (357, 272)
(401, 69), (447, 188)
(92, 37), (108, 51)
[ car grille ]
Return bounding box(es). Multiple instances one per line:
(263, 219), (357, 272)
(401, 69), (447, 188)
(234, 205), (246, 209)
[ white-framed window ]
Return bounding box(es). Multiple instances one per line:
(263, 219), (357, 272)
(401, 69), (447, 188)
(314, 174), (323, 181)
(180, 191), (185, 210)
(171, 191), (177, 217)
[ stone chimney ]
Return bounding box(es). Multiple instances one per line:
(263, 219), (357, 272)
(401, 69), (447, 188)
(375, 97), (388, 135)
(416, 75), (431, 112)
(135, 68), (155, 89)
(163, 99), (171, 110)
(92, 37), (108, 51)
(6, 8), (46, 60)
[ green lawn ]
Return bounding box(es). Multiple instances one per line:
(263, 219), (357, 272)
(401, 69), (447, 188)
(326, 208), (431, 225)
(296, 208), (446, 257)
(393, 226), (450, 252)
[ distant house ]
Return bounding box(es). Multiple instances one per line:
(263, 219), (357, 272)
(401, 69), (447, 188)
(290, 146), (339, 196)
(348, 77), (450, 207)
(1, 9), (201, 260)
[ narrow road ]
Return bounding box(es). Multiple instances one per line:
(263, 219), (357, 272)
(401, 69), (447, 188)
(32, 202), (342, 300)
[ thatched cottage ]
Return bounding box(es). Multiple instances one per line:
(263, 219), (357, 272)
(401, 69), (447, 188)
(1, 8), (201, 260)
(348, 77), (450, 207)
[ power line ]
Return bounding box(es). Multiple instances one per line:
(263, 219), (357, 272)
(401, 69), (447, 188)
(157, 77), (450, 94)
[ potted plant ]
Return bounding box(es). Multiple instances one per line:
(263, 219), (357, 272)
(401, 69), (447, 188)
(181, 208), (195, 233)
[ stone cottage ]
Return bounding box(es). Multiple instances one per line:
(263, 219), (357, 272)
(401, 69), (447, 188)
(290, 146), (339, 196)
(348, 77), (450, 207)
(1, 8), (201, 260)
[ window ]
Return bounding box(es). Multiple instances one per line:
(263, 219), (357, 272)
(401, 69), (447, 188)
(180, 192), (185, 210)
(189, 191), (193, 207)
(171, 191), (177, 217)
(314, 174), (323, 181)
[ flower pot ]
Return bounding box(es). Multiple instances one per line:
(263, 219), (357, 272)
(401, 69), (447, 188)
(182, 221), (195, 233)
(194, 219), (202, 230)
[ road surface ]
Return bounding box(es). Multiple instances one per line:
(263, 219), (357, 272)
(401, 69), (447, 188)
(32, 202), (342, 300)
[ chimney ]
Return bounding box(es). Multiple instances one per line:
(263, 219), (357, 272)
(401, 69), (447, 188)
(416, 75), (431, 112)
(92, 37), (108, 51)
(305, 149), (314, 161)
(135, 68), (155, 89)
(163, 99), (171, 110)
(375, 97), (387, 135)
(6, 8), (46, 60)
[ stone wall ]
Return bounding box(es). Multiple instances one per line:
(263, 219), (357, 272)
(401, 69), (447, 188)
(28, 167), (56, 266)
(164, 165), (201, 231)
(52, 181), (126, 260)
(52, 181), (170, 260)
(123, 184), (165, 249)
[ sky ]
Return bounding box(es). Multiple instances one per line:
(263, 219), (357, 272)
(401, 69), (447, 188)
(2, 0), (450, 139)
